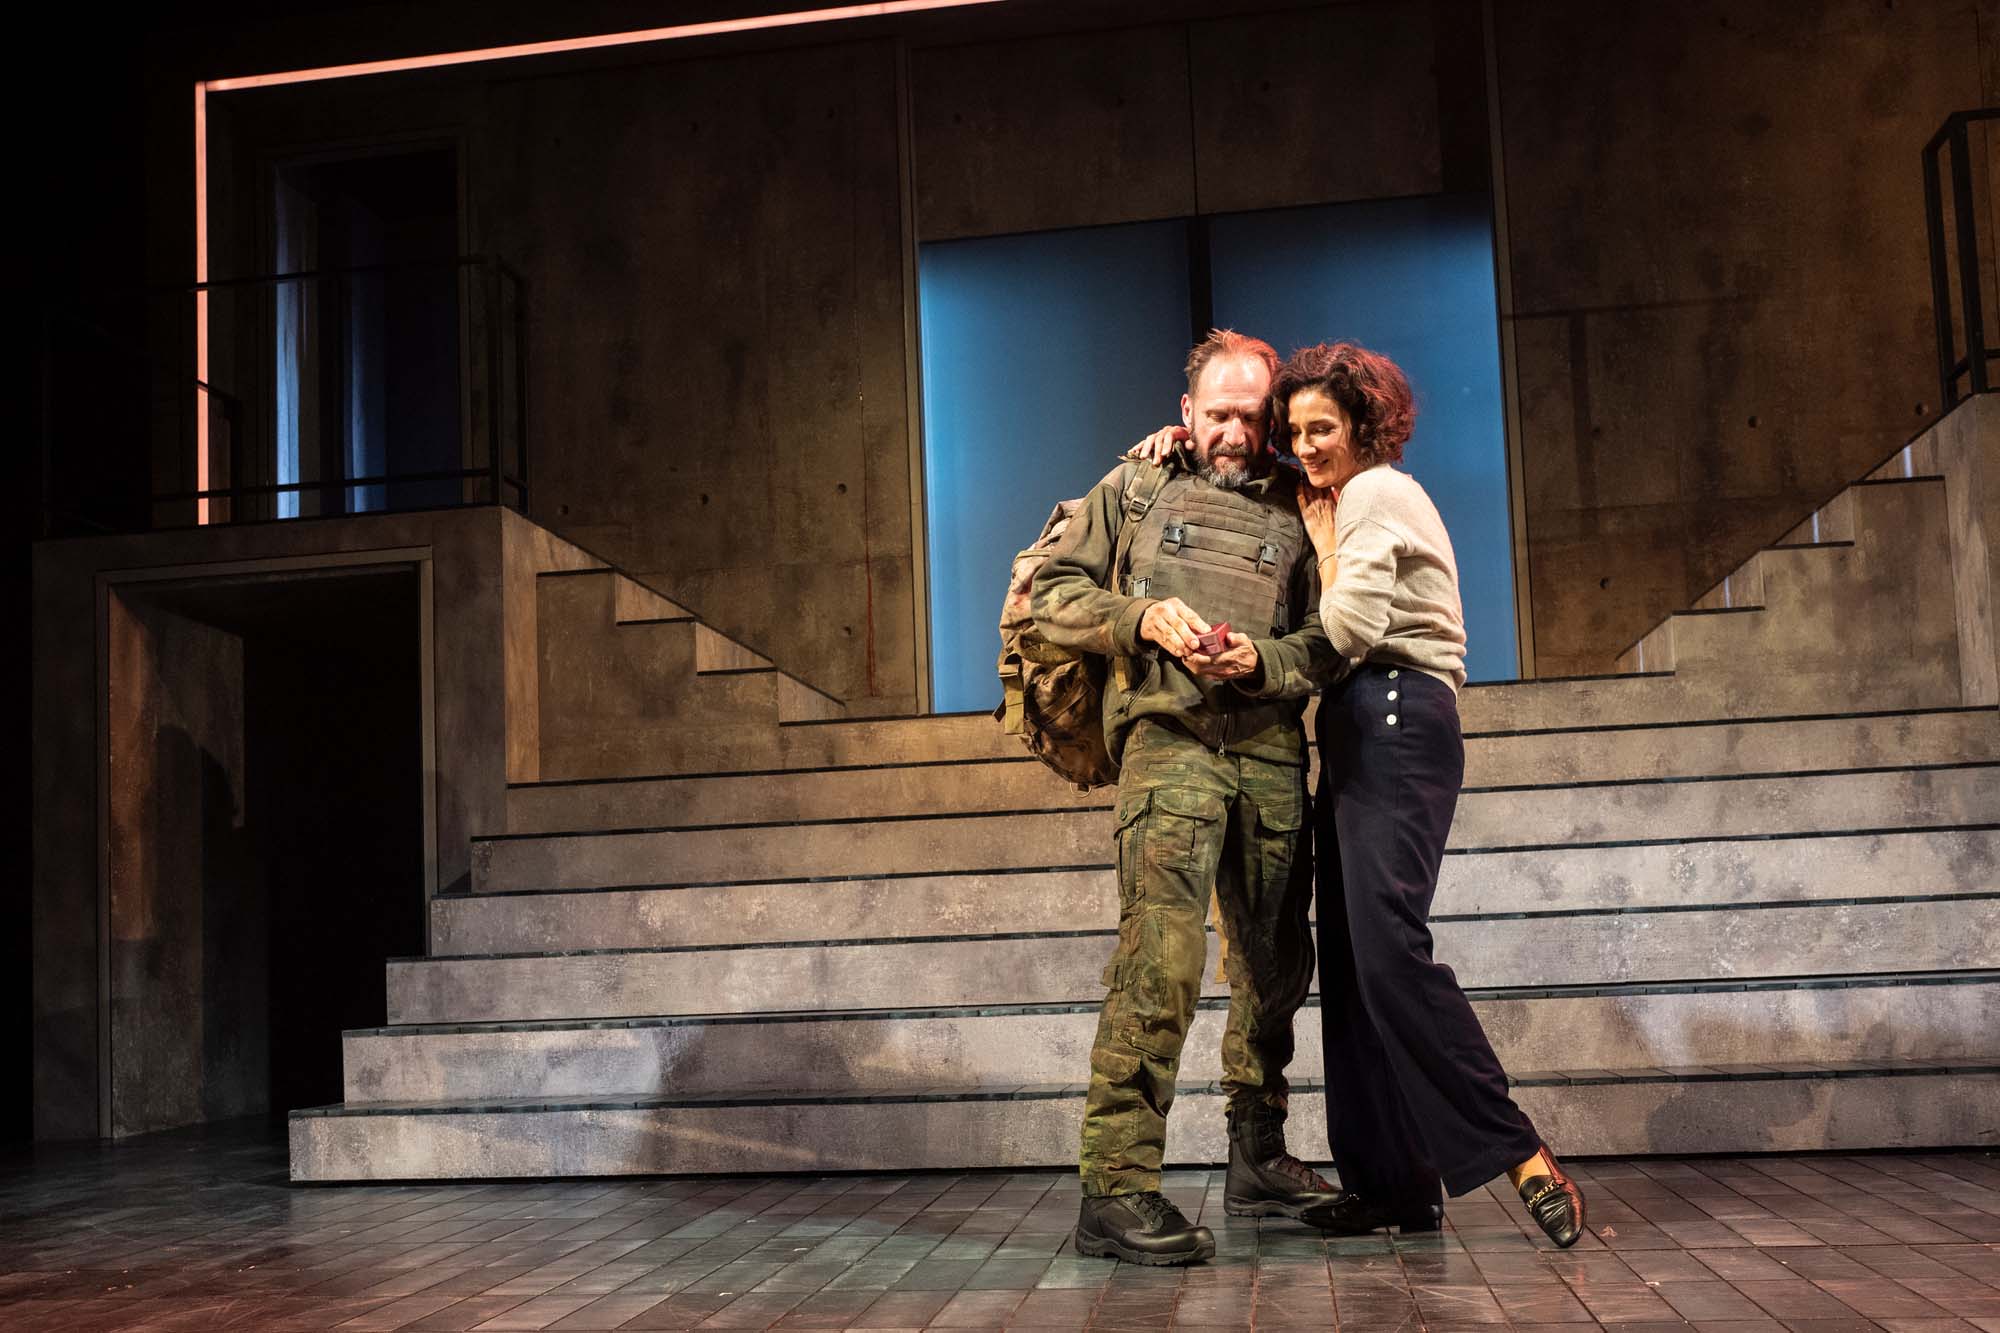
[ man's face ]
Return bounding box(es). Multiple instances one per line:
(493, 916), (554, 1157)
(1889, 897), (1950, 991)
(1180, 353), (1272, 486)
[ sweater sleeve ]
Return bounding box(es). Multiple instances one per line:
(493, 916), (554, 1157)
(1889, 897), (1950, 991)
(1029, 464), (1158, 657)
(1319, 516), (1402, 660)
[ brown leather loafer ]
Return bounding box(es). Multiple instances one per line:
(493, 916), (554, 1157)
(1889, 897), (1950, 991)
(1518, 1149), (1586, 1248)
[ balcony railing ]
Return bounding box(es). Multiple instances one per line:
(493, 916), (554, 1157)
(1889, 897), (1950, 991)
(1925, 110), (2000, 410)
(37, 254), (526, 536)
(167, 254), (526, 527)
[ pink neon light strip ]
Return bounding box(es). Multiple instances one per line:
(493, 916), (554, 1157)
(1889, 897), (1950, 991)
(193, 83), (209, 525)
(192, 0), (1004, 523)
(208, 0), (999, 90)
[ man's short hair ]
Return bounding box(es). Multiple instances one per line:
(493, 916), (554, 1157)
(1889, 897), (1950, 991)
(1184, 328), (1279, 396)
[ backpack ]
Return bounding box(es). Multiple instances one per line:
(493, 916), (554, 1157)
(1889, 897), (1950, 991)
(994, 463), (1171, 790)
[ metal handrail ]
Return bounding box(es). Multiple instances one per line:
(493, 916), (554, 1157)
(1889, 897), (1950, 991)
(188, 253), (518, 292)
(173, 253), (525, 526)
(156, 470), (528, 503)
(1924, 108), (2000, 409)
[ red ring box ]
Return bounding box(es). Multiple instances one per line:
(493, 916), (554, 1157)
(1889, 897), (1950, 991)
(1194, 622), (1232, 656)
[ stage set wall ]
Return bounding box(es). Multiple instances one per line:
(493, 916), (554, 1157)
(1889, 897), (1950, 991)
(20, 0), (2000, 1141)
(168, 0), (2000, 697)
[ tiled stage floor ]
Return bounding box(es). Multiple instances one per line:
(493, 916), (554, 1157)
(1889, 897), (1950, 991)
(2, 1123), (1998, 1331)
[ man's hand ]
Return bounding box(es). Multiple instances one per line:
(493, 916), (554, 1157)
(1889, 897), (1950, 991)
(1140, 597), (1211, 658)
(1124, 425), (1188, 464)
(1188, 632), (1260, 682)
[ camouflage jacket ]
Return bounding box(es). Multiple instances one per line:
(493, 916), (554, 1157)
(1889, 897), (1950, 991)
(1028, 448), (1342, 765)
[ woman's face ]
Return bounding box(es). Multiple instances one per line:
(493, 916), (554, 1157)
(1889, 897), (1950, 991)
(1286, 387), (1363, 491)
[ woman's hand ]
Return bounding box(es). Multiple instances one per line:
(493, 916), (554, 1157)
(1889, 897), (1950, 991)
(1298, 482), (1340, 560)
(1124, 425), (1187, 464)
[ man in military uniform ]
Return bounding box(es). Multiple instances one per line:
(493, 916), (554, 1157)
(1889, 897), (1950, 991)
(1031, 329), (1344, 1265)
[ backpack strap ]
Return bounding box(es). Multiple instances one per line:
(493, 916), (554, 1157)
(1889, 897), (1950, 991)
(1111, 459), (1174, 590)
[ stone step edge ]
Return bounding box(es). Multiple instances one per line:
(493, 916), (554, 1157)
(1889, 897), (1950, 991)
(401, 893), (2000, 966)
(345, 969), (2000, 1039)
(509, 704), (2000, 789)
(446, 822), (2000, 898)
(1615, 470), (1950, 658)
(496, 716), (2000, 800)
(535, 562), (843, 709)
(476, 760), (2000, 844)
(775, 709), (1021, 731)
(293, 1060), (2000, 1120)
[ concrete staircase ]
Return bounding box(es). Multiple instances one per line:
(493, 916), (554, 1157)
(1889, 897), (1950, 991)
(530, 565), (847, 781)
(290, 406), (2000, 1181)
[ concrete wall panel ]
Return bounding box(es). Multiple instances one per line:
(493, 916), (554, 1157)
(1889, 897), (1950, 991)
(912, 25), (1196, 241)
(1189, 3), (1441, 215)
(483, 41), (916, 710)
(1497, 0), (1984, 671)
(106, 595), (263, 1137)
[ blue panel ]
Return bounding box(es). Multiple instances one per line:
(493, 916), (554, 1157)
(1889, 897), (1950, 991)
(1209, 196), (1518, 681)
(919, 223), (1193, 714)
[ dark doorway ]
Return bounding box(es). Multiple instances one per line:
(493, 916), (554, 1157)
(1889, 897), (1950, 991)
(272, 147), (461, 516)
(111, 567), (424, 1129)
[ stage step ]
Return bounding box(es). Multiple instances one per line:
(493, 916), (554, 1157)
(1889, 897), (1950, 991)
(1461, 704), (1997, 787)
(533, 567), (847, 780)
(506, 758), (1103, 835)
(569, 685), (1995, 784)
(502, 706), (2000, 834)
(434, 826), (2000, 955)
(776, 712), (1017, 770)
(390, 896), (2000, 1025)
(290, 1062), (2000, 1180)
(1617, 475), (1961, 708)
(343, 976), (2000, 1106)
(469, 763), (2000, 893)
(1456, 664), (1958, 734)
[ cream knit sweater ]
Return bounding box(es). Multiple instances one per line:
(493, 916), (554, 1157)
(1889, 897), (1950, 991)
(1317, 464), (1468, 692)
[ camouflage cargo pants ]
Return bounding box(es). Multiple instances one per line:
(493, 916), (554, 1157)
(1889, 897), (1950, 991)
(1079, 718), (1316, 1196)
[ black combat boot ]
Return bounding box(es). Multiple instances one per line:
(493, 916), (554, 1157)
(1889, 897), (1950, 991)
(1075, 1191), (1216, 1266)
(1223, 1103), (1343, 1220)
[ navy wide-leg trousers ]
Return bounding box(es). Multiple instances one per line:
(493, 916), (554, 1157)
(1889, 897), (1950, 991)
(1314, 663), (1542, 1205)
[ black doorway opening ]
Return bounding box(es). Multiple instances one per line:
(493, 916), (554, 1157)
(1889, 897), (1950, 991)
(121, 567), (425, 1124)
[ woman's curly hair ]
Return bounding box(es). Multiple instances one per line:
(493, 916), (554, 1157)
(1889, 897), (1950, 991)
(1271, 341), (1416, 466)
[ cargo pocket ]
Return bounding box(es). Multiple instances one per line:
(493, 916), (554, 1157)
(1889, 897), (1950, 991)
(1113, 787), (1152, 913)
(1148, 786), (1225, 873)
(1253, 787), (1304, 899)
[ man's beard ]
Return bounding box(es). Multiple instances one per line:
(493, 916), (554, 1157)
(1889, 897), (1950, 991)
(1199, 450), (1256, 490)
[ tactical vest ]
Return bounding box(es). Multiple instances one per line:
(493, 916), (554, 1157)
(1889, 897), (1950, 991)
(1120, 473), (1308, 650)
(1103, 465), (1312, 753)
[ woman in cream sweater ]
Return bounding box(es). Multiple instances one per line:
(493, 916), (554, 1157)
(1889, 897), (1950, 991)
(1279, 341), (1583, 1248)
